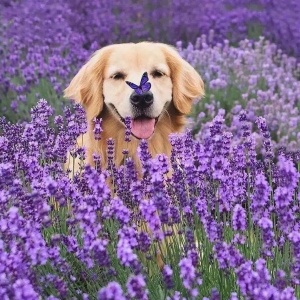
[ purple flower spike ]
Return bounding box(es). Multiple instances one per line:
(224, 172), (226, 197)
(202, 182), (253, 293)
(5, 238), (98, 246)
(126, 274), (149, 300)
(93, 117), (103, 140)
(97, 282), (126, 300)
(232, 204), (247, 231)
(179, 257), (202, 299)
(162, 265), (174, 289)
(288, 231), (300, 285)
(124, 116), (132, 142)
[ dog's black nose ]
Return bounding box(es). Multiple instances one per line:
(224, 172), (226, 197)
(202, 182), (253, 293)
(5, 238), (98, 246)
(130, 91), (153, 109)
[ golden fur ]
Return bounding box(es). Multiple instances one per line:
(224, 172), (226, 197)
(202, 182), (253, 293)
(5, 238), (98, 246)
(64, 42), (204, 171)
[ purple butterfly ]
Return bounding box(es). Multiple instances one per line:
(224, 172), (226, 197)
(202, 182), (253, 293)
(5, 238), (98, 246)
(126, 72), (151, 95)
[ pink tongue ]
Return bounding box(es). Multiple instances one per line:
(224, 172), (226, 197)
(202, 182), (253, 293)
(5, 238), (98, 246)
(131, 118), (155, 139)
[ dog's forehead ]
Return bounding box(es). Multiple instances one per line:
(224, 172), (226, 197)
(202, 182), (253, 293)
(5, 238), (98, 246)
(105, 44), (169, 74)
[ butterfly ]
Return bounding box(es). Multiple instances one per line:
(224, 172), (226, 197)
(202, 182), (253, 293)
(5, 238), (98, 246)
(126, 72), (151, 95)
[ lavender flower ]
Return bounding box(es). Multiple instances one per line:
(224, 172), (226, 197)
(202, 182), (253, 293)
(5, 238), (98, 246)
(139, 199), (163, 241)
(288, 231), (300, 285)
(236, 258), (297, 300)
(213, 242), (244, 270)
(124, 116), (132, 142)
(166, 291), (187, 300)
(258, 217), (276, 257)
(232, 204), (247, 231)
(97, 282), (126, 300)
(93, 117), (103, 140)
(126, 274), (148, 300)
(251, 173), (271, 223)
(110, 197), (131, 225)
(179, 257), (202, 298)
(117, 226), (141, 273)
(12, 279), (39, 300)
(162, 265), (174, 289)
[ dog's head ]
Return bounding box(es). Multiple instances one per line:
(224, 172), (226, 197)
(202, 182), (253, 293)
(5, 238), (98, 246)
(64, 42), (204, 139)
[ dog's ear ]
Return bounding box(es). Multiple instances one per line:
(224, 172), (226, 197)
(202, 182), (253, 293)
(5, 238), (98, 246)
(160, 44), (204, 115)
(64, 46), (112, 121)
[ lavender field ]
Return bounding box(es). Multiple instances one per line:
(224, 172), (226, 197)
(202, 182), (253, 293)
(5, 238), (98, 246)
(1, 1), (300, 299)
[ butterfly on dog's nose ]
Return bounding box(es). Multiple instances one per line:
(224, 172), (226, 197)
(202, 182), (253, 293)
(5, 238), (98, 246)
(126, 72), (151, 95)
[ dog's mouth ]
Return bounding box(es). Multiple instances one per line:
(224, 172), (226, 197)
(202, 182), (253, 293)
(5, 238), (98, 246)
(109, 104), (159, 139)
(130, 116), (158, 139)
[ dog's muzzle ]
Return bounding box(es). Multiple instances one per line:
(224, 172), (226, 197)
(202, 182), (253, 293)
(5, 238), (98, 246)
(130, 91), (154, 110)
(129, 91), (158, 139)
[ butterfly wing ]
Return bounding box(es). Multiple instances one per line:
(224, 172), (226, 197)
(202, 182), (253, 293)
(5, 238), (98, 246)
(135, 87), (143, 95)
(140, 72), (149, 86)
(126, 81), (139, 90)
(141, 82), (151, 93)
(140, 72), (151, 93)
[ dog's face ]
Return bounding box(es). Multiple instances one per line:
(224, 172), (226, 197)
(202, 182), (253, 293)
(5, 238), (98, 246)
(103, 44), (173, 139)
(64, 42), (204, 139)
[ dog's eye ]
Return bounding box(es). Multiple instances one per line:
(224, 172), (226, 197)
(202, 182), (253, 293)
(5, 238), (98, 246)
(152, 70), (164, 78)
(111, 72), (125, 80)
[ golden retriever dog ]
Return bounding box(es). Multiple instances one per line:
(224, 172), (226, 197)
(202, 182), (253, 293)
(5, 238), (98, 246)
(64, 42), (204, 172)
(64, 42), (204, 270)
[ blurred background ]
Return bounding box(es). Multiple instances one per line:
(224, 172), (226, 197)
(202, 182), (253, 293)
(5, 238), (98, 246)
(0, 0), (299, 152)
